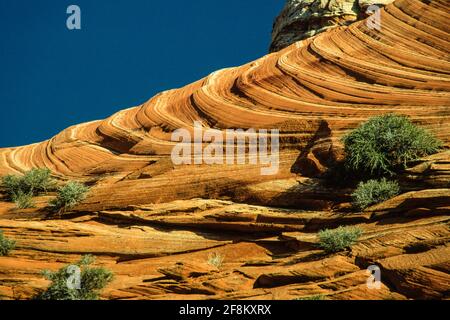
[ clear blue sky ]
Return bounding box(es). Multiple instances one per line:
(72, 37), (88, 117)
(0, 0), (284, 147)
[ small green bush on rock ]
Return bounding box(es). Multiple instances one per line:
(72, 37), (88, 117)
(318, 226), (363, 253)
(342, 114), (442, 175)
(36, 255), (113, 300)
(0, 230), (16, 256)
(352, 178), (400, 210)
(1, 175), (22, 198)
(21, 168), (55, 194)
(207, 252), (225, 269)
(1, 168), (55, 200)
(12, 191), (36, 209)
(49, 182), (89, 214)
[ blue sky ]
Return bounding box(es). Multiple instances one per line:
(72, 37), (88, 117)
(0, 0), (284, 147)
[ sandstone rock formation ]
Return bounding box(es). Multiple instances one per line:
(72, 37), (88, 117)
(0, 0), (449, 300)
(270, 0), (395, 52)
(0, 181), (448, 300)
(0, 0), (448, 211)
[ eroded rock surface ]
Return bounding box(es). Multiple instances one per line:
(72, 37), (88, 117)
(0, 0), (448, 212)
(0, 0), (449, 300)
(0, 182), (448, 300)
(270, 0), (395, 52)
(0, 151), (449, 300)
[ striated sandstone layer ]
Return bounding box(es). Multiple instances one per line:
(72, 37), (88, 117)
(270, 0), (395, 52)
(0, 0), (448, 212)
(0, 177), (448, 300)
(0, 0), (449, 300)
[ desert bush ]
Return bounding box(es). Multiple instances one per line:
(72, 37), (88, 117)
(21, 168), (55, 194)
(1, 175), (22, 198)
(342, 114), (442, 175)
(352, 178), (400, 210)
(12, 191), (36, 209)
(318, 226), (363, 253)
(36, 255), (113, 300)
(49, 181), (89, 213)
(207, 252), (224, 269)
(1, 168), (55, 199)
(0, 230), (16, 256)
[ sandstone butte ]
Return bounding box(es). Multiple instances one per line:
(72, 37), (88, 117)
(0, 0), (449, 300)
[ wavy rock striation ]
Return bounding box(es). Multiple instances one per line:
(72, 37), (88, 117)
(0, 185), (448, 300)
(0, 0), (448, 212)
(0, 0), (449, 300)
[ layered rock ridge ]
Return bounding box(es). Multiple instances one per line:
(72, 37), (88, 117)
(0, 0), (449, 211)
(0, 0), (449, 301)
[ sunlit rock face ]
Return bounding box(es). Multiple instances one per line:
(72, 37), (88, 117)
(0, 0), (448, 211)
(270, 0), (394, 52)
(0, 0), (449, 301)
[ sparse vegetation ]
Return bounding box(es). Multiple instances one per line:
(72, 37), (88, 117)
(12, 191), (36, 209)
(36, 255), (113, 300)
(342, 114), (442, 175)
(1, 169), (55, 210)
(1, 174), (22, 199)
(0, 230), (16, 256)
(352, 178), (400, 210)
(1, 168), (55, 200)
(21, 168), (55, 194)
(318, 226), (363, 253)
(49, 181), (89, 214)
(207, 252), (224, 269)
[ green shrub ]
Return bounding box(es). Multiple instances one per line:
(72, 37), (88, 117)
(207, 252), (224, 269)
(1, 175), (22, 198)
(49, 182), (89, 214)
(12, 191), (36, 209)
(21, 168), (55, 194)
(36, 255), (113, 300)
(0, 230), (16, 256)
(1, 168), (55, 200)
(318, 226), (363, 253)
(352, 178), (400, 210)
(342, 114), (442, 175)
